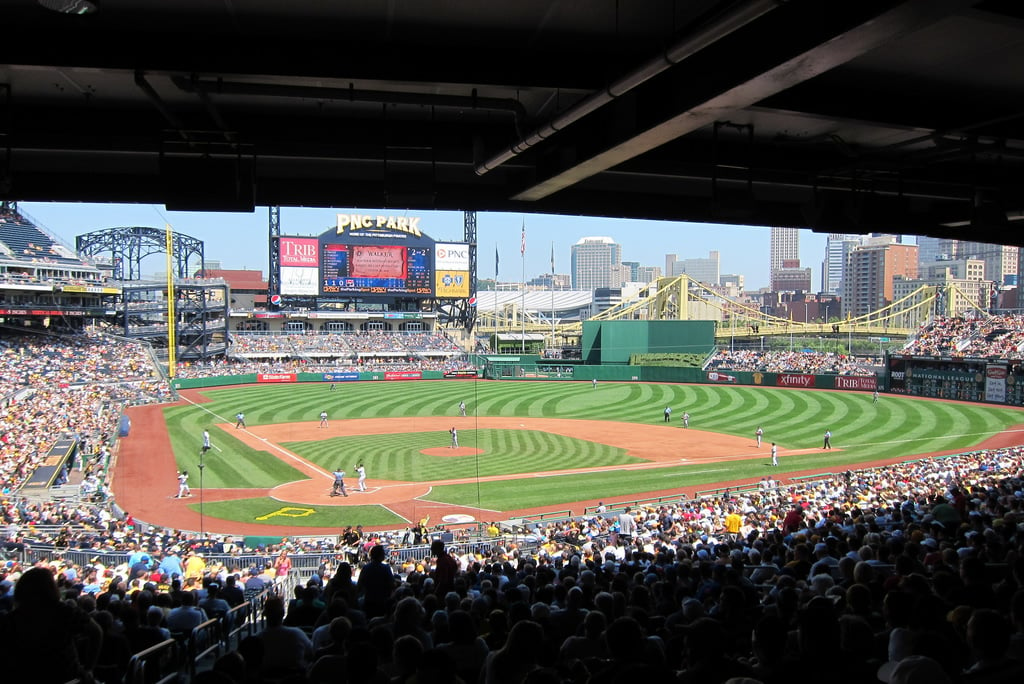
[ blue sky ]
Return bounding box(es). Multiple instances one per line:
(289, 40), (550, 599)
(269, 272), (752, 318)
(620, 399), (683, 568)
(17, 202), (831, 290)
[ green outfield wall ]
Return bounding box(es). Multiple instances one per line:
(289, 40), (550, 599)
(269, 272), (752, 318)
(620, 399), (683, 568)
(582, 320), (716, 365)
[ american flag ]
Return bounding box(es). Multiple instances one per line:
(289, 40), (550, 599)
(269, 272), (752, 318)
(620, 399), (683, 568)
(520, 222), (526, 256)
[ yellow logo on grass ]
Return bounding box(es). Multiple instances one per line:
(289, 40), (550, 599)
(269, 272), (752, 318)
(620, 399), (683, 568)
(256, 507), (315, 520)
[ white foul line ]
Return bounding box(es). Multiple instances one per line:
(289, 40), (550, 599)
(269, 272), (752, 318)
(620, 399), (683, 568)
(180, 395), (332, 479)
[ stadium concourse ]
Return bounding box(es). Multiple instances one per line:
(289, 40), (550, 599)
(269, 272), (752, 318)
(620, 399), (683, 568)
(3, 323), (1024, 681)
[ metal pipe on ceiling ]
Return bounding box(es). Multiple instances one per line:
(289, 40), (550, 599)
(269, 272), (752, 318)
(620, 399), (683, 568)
(171, 77), (527, 123)
(134, 71), (191, 144)
(473, 0), (785, 177)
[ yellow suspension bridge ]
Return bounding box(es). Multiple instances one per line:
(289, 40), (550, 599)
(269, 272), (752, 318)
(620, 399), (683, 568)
(474, 274), (987, 345)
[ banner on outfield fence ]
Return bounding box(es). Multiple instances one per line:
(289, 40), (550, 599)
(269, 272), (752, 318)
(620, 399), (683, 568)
(706, 371), (736, 383)
(444, 369), (478, 378)
(385, 370), (422, 380)
(258, 373), (296, 383)
(776, 374), (815, 388)
(323, 372), (359, 382)
(985, 364), (1008, 403)
(833, 376), (877, 391)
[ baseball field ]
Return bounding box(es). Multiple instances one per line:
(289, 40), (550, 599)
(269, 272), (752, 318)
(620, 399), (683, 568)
(113, 380), (1024, 535)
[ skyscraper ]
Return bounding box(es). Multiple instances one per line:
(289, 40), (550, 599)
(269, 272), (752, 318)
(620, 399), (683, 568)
(770, 227), (799, 291)
(770, 227), (799, 274)
(957, 241), (1018, 286)
(916, 236), (958, 266)
(571, 236), (622, 290)
(841, 242), (919, 317)
(821, 233), (864, 295)
(672, 250), (720, 285)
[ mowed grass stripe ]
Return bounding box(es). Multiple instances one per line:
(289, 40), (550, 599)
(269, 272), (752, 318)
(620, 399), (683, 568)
(163, 403), (306, 488)
(697, 386), (746, 432)
(165, 381), (1024, 509)
(286, 429), (635, 481)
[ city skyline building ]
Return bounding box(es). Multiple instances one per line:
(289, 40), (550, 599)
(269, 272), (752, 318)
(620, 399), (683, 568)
(770, 227), (800, 291)
(770, 226), (799, 274)
(957, 241), (1019, 286)
(821, 233), (865, 295)
(667, 250), (720, 285)
(916, 236), (958, 267)
(571, 236), (622, 290)
(842, 242), (918, 317)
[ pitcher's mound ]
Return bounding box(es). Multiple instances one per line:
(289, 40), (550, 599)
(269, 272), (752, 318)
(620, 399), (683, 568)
(421, 446), (484, 457)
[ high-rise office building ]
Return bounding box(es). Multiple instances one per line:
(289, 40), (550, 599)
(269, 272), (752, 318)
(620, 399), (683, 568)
(665, 253), (677, 277)
(770, 227), (800, 291)
(670, 250), (720, 285)
(770, 227), (799, 274)
(916, 236), (958, 266)
(821, 233), (864, 295)
(636, 266), (662, 283)
(957, 241), (1019, 286)
(841, 242), (918, 317)
(571, 236), (622, 290)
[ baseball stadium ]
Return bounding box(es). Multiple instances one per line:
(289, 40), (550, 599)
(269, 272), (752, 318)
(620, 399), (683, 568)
(3, 204), (1024, 682)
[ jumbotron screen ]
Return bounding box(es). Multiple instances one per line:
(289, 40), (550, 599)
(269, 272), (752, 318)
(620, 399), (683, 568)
(321, 243), (433, 295)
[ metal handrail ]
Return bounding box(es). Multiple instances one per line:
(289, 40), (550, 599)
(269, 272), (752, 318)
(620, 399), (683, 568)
(127, 639), (179, 684)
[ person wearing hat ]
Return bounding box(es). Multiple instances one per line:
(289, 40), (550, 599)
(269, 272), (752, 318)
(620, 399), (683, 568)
(244, 566), (268, 599)
(158, 548), (184, 579)
(183, 550), (206, 581)
(129, 554), (152, 580)
(175, 470), (191, 498)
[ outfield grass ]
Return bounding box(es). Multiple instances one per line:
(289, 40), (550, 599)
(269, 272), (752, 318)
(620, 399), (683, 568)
(163, 380), (1024, 516)
(286, 429), (635, 481)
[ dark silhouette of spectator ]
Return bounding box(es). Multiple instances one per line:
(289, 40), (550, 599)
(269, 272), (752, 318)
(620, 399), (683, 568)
(436, 609), (490, 683)
(257, 595), (314, 677)
(0, 566), (102, 683)
(482, 619), (545, 684)
(357, 544), (395, 620)
(284, 583), (325, 628)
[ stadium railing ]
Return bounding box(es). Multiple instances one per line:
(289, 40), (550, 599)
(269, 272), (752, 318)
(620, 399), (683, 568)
(127, 639), (179, 684)
(520, 509), (572, 524)
(788, 473), (836, 484)
(692, 484), (761, 499)
(582, 494), (689, 516)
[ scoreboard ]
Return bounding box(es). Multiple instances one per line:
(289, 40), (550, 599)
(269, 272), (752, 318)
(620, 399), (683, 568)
(321, 244), (433, 295)
(279, 214), (469, 300)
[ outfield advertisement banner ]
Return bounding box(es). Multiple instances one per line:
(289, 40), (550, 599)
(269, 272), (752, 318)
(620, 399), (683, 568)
(385, 370), (422, 380)
(323, 372), (360, 382)
(776, 374), (815, 388)
(444, 369), (478, 378)
(706, 371), (736, 383)
(985, 365), (1008, 403)
(258, 373), (296, 383)
(834, 376), (877, 391)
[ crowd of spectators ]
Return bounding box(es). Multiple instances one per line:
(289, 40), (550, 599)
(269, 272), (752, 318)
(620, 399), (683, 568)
(0, 332), (172, 494)
(228, 331), (464, 362)
(4, 444), (1024, 682)
(903, 314), (1024, 359)
(708, 349), (881, 375)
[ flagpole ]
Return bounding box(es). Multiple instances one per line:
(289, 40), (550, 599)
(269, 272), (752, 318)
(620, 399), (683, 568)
(550, 241), (555, 350)
(521, 221), (526, 354)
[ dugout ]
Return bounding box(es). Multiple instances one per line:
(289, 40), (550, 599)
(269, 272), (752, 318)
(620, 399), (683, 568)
(582, 320), (715, 365)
